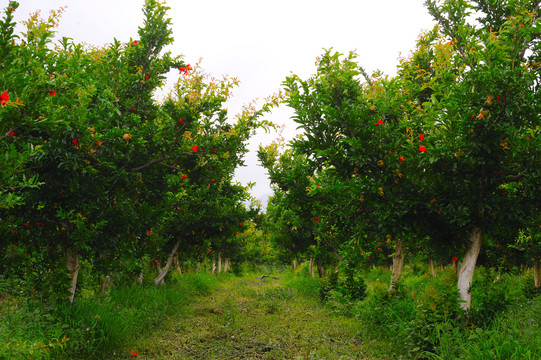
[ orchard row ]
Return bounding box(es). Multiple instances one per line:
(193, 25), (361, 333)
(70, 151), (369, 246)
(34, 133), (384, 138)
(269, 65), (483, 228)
(260, 0), (540, 310)
(0, 0), (277, 302)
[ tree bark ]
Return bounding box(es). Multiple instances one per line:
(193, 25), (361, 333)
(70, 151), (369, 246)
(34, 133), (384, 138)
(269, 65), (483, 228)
(309, 256), (315, 277)
(457, 226), (483, 311)
(316, 260), (324, 278)
(153, 238), (181, 285)
(173, 254), (182, 276)
(212, 258), (216, 275)
(389, 239), (405, 293)
(218, 254), (222, 273)
(428, 258), (435, 277)
(534, 258), (540, 288)
(101, 275), (111, 295)
(156, 264), (165, 285)
(293, 258), (297, 270)
(66, 246), (79, 303)
(197, 261), (201, 273)
(224, 258), (230, 273)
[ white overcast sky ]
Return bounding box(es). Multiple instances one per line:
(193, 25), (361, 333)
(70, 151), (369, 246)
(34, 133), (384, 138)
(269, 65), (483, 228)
(11, 0), (436, 201)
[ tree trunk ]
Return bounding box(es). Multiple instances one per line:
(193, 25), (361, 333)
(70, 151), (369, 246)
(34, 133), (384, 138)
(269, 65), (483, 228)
(136, 259), (144, 284)
(101, 275), (111, 295)
(457, 226), (483, 311)
(316, 260), (324, 278)
(66, 246), (79, 303)
(389, 239), (405, 293)
(153, 238), (181, 285)
(534, 258), (540, 288)
(224, 258), (230, 273)
(293, 258), (297, 270)
(173, 254), (182, 276)
(454, 260), (460, 278)
(218, 254), (222, 273)
(197, 261), (201, 273)
(156, 264), (165, 285)
(309, 256), (315, 277)
(212, 258), (216, 275)
(428, 258), (435, 277)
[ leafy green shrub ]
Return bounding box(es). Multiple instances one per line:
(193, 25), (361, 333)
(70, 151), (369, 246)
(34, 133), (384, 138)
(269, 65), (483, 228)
(470, 267), (525, 327)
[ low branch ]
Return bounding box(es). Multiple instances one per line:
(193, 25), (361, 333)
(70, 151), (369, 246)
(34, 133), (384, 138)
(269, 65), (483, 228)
(130, 156), (165, 172)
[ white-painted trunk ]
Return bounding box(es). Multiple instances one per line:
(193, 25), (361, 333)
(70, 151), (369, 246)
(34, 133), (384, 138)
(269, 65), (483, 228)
(389, 239), (405, 293)
(309, 256), (314, 277)
(156, 264), (165, 285)
(428, 258), (435, 277)
(534, 258), (540, 288)
(293, 258), (297, 270)
(153, 239), (181, 285)
(197, 261), (201, 273)
(457, 226), (483, 311)
(224, 258), (229, 273)
(67, 246), (79, 303)
(218, 254), (222, 273)
(212, 258), (216, 275)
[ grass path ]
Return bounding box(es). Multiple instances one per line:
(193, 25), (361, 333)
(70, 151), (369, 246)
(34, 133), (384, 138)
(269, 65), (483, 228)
(120, 274), (371, 360)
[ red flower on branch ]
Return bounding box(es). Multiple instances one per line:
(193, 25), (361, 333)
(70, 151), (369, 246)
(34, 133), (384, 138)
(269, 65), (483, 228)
(399, 156), (405, 162)
(182, 174), (187, 179)
(133, 40), (138, 45)
(419, 145), (427, 153)
(377, 247), (382, 251)
(0, 91), (9, 105)
(235, 232), (239, 236)
(192, 146), (198, 152)
(9, 131), (15, 136)
(452, 257), (458, 262)
(314, 218), (320, 223)
(419, 134), (425, 141)
(519, 23), (524, 28)
(179, 119), (184, 124)
(72, 138), (79, 146)
(96, 141), (101, 146)
(49, 91), (56, 97)
(376, 119), (384, 126)
(370, 105), (375, 111)
(154, 259), (162, 265)
(208, 249), (211, 253)
(145, 75), (149, 80)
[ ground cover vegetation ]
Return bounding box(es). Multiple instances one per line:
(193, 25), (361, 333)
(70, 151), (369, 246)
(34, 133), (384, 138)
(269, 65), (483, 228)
(1, 0), (541, 359)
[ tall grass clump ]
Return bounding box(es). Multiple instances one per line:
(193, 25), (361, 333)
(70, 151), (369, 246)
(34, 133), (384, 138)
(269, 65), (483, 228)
(0, 272), (219, 360)
(284, 265), (322, 300)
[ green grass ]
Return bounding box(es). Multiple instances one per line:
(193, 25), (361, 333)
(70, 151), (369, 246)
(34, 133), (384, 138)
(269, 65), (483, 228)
(119, 271), (368, 359)
(2, 265), (540, 360)
(0, 272), (219, 360)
